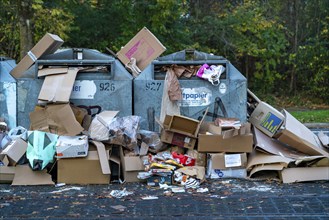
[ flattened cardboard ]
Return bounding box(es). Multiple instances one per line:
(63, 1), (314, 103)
(56, 135), (89, 158)
(0, 166), (15, 183)
(57, 150), (110, 185)
(120, 148), (145, 183)
(280, 167), (329, 183)
(0, 138), (27, 166)
(249, 101), (284, 137)
(38, 68), (79, 103)
(318, 131), (329, 148)
(30, 104), (84, 136)
(275, 110), (329, 157)
(10, 33), (64, 79)
(117, 27), (166, 71)
(37, 67), (68, 77)
(198, 133), (253, 153)
(246, 150), (294, 171)
(186, 150), (206, 167)
(253, 127), (307, 159)
(91, 141), (111, 175)
(160, 130), (196, 149)
(249, 163), (285, 178)
(12, 165), (54, 186)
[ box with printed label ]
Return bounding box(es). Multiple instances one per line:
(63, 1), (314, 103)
(56, 135), (89, 158)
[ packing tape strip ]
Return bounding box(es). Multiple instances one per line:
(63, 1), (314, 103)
(27, 51), (37, 62)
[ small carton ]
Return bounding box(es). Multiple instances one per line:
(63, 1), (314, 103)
(56, 135), (89, 158)
(0, 138), (27, 166)
(10, 33), (64, 79)
(147, 174), (172, 187)
(249, 101), (285, 137)
(120, 148), (145, 183)
(117, 27), (166, 71)
(274, 110), (329, 157)
(57, 141), (111, 184)
(160, 130), (196, 149)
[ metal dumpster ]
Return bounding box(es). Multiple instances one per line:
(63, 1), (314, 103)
(0, 57), (16, 129)
(134, 50), (247, 132)
(17, 48), (133, 129)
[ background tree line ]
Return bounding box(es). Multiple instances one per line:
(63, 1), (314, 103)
(1, 0), (328, 104)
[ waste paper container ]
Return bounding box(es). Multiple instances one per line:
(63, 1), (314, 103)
(17, 48), (133, 129)
(0, 57), (16, 129)
(134, 50), (247, 131)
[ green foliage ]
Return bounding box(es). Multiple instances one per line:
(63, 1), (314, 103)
(289, 109), (329, 123)
(1, 0), (328, 105)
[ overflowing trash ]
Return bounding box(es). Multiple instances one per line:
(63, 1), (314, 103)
(0, 28), (328, 190)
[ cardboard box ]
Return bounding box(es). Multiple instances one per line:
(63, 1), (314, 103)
(38, 68), (79, 103)
(56, 135), (89, 158)
(198, 121), (253, 153)
(120, 148), (145, 183)
(0, 166), (15, 183)
(249, 101), (285, 137)
(160, 130), (196, 149)
(10, 33), (64, 79)
(207, 153), (247, 170)
(57, 150), (110, 185)
(11, 165), (54, 186)
(207, 167), (247, 179)
(206, 153), (248, 179)
(117, 27), (166, 71)
(280, 167), (329, 183)
(274, 110), (329, 157)
(198, 133), (253, 153)
(30, 104), (84, 136)
(0, 138), (27, 166)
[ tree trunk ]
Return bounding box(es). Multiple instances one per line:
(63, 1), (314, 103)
(289, 0), (299, 94)
(17, 0), (34, 60)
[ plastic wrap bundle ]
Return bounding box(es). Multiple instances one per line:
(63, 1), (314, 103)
(108, 116), (140, 150)
(138, 130), (166, 153)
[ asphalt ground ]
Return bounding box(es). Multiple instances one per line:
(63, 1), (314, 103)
(0, 179), (328, 219)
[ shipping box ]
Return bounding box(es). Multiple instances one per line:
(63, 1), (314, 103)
(57, 141), (111, 184)
(249, 101), (285, 137)
(11, 165), (54, 186)
(56, 135), (89, 158)
(198, 122), (253, 153)
(117, 27), (166, 71)
(10, 33), (64, 79)
(274, 110), (329, 157)
(207, 153), (248, 170)
(120, 148), (145, 183)
(0, 138), (27, 166)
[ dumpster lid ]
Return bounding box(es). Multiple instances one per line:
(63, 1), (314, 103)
(0, 57), (16, 82)
(158, 49), (225, 61)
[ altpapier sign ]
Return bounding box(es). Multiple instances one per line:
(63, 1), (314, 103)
(70, 80), (97, 99)
(178, 87), (212, 107)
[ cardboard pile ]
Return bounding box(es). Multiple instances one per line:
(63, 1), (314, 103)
(1, 29), (328, 188)
(246, 90), (329, 183)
